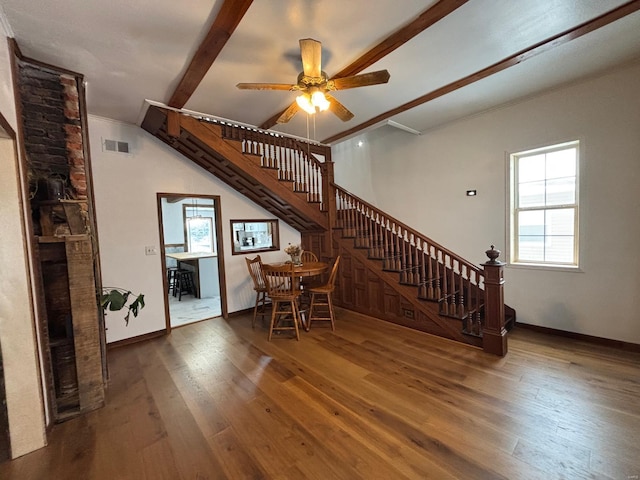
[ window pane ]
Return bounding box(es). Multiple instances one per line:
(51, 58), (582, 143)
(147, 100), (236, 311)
(518, 236), (544, 262)
(546, 148), (576, 179)
(518, 210), (544, 236)
(546, 177), (575, 206)
(518, 154), (546, 182)
(187, 217), (213, 253)
(546, 208), (574, 236)
(519, 180), (545, 207)
(545, 236), (574, 263)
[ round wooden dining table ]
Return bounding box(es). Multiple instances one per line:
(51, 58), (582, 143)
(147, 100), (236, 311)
(265, 260), (328, 288)
(291, 261), (328, 278)
(264, 260), (329, 330)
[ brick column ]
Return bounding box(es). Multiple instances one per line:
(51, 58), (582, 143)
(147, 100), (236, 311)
(19, 64), (88, 204)
(61, 75), (87, 200)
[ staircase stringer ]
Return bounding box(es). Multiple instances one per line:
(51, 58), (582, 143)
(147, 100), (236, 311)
(140, 106), (329, 232)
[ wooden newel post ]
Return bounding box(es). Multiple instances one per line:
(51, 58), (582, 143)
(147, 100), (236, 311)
(481, 245), (507, 356)
(322, 153), (336, 258)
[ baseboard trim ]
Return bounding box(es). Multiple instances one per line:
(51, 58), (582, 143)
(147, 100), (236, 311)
(227, 307), (258, 318)
(228, 308), (271, 317)
(517, 323), (640, 353)
(107, 329), (167, 350)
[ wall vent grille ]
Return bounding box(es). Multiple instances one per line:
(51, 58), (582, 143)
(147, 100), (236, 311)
(103, 139), (130, 153)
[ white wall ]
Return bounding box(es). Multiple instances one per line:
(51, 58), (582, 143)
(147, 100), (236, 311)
(161, 198), (187, 245)
(89, 116), (301, 343)
(333, 61), (640, 344)
(0, 33), (47, 456)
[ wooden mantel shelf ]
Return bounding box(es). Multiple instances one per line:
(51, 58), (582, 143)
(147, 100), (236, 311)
(37, 234), (91, 244)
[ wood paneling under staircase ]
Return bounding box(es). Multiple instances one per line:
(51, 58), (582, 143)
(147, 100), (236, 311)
(141, 106), (513, 355)
(332, 233), (483, 347)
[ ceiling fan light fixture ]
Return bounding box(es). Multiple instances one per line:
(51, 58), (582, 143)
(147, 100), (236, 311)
(296, 90), (330, 115)
(296, 93), (315, 114)
(311, 90), (330, 112)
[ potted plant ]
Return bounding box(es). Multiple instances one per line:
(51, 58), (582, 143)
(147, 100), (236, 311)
(100, 288), (145, 325)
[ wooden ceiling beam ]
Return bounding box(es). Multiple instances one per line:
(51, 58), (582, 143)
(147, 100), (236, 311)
(258, 0), (468, 130)
(168, 0), (253, 109)
(323, 0), (640, 144)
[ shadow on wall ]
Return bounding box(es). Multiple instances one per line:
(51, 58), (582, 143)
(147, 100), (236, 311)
(542, 302), (579, 333)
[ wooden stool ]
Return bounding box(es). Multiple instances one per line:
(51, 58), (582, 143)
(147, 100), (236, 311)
(307, 256), (341, 331)
(166, 267), (179, 295)
(174, 269), (195, 301)
(262, 263), (302, 341)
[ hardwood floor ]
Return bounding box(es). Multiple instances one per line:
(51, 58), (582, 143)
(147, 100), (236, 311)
(2, 308), (639, 479)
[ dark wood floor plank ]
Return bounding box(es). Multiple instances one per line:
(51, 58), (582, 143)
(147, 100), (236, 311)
(282, 375), (459, 479)
(140, 436), (182, 480)
(244, 327), (507, 479)
(92, 420), (147, 479)
(2, 310), (639, 480)
(207, 382), (303, 476)
(208, 426), (270, 480)
(222, 338), (419, 479)
(136, 343), (228, 479)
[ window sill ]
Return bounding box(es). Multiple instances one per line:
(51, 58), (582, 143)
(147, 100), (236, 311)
(507, 262), (583, 273)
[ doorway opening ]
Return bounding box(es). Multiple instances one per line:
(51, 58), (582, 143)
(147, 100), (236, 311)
(157, 194), (227, 329)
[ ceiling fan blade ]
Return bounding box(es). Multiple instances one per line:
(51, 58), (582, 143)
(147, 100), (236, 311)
(329, 70), (391, 90)
(325, 94), (354, 122)
(276, 101), (300, 123)
(300, 38), (322, 78)
(236, 83), (295, 91)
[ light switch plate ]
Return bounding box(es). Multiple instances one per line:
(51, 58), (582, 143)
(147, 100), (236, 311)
(145, 246), (158, 255)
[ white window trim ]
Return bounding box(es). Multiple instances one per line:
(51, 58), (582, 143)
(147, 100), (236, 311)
(505, 140), (583, 272)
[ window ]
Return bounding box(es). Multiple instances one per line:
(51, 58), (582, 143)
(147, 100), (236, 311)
(230, 219), (280, 255)
(184, 204), (216, 254)
(186, 217), (213, 253)
(509, 141), (579, 267)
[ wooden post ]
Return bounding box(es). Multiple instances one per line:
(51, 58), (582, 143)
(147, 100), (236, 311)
(322, 150), (336, 258)
(65, 235), (105, 411)
(481, 245), (507, 356)
(167, 110), (181, 138)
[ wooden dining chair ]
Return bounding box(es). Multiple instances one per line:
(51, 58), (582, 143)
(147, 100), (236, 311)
(245, 255), (268, 328)
(300, 250), (318, 263)
(299, 250), (320, 298)
(307, 255), (341, 331)
(262, 262), (302, 341)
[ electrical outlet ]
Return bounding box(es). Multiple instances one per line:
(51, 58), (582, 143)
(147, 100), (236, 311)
(145, 246), (158, 255)
(402, 308), (415, 319)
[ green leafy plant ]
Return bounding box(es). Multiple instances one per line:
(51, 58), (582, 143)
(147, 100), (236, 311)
(100, 288), (145, 326)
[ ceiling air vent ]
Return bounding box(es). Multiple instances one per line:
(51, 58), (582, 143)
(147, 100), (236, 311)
(103, 139), (130, 153)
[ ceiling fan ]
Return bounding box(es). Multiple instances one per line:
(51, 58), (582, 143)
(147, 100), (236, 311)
(236, 38), (390, 124)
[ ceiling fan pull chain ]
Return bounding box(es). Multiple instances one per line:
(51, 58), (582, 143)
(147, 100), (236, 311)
(306, 112), (310, 143)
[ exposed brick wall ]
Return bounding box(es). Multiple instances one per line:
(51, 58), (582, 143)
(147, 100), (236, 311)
(61, 74), (86, 199)
(19, 64), (68, 178)
(18, 62), (87, 201)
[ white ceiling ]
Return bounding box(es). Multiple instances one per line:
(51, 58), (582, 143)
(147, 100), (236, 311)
(2, 0), (640, 144)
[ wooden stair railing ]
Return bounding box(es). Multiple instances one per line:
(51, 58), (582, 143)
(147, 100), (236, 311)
(220, 124), (327, 210)
(141, 106), (331, 231)
(334, 184), (511, 355)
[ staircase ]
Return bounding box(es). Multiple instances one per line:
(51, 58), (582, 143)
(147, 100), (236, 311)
(141, 106), (515, 355)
